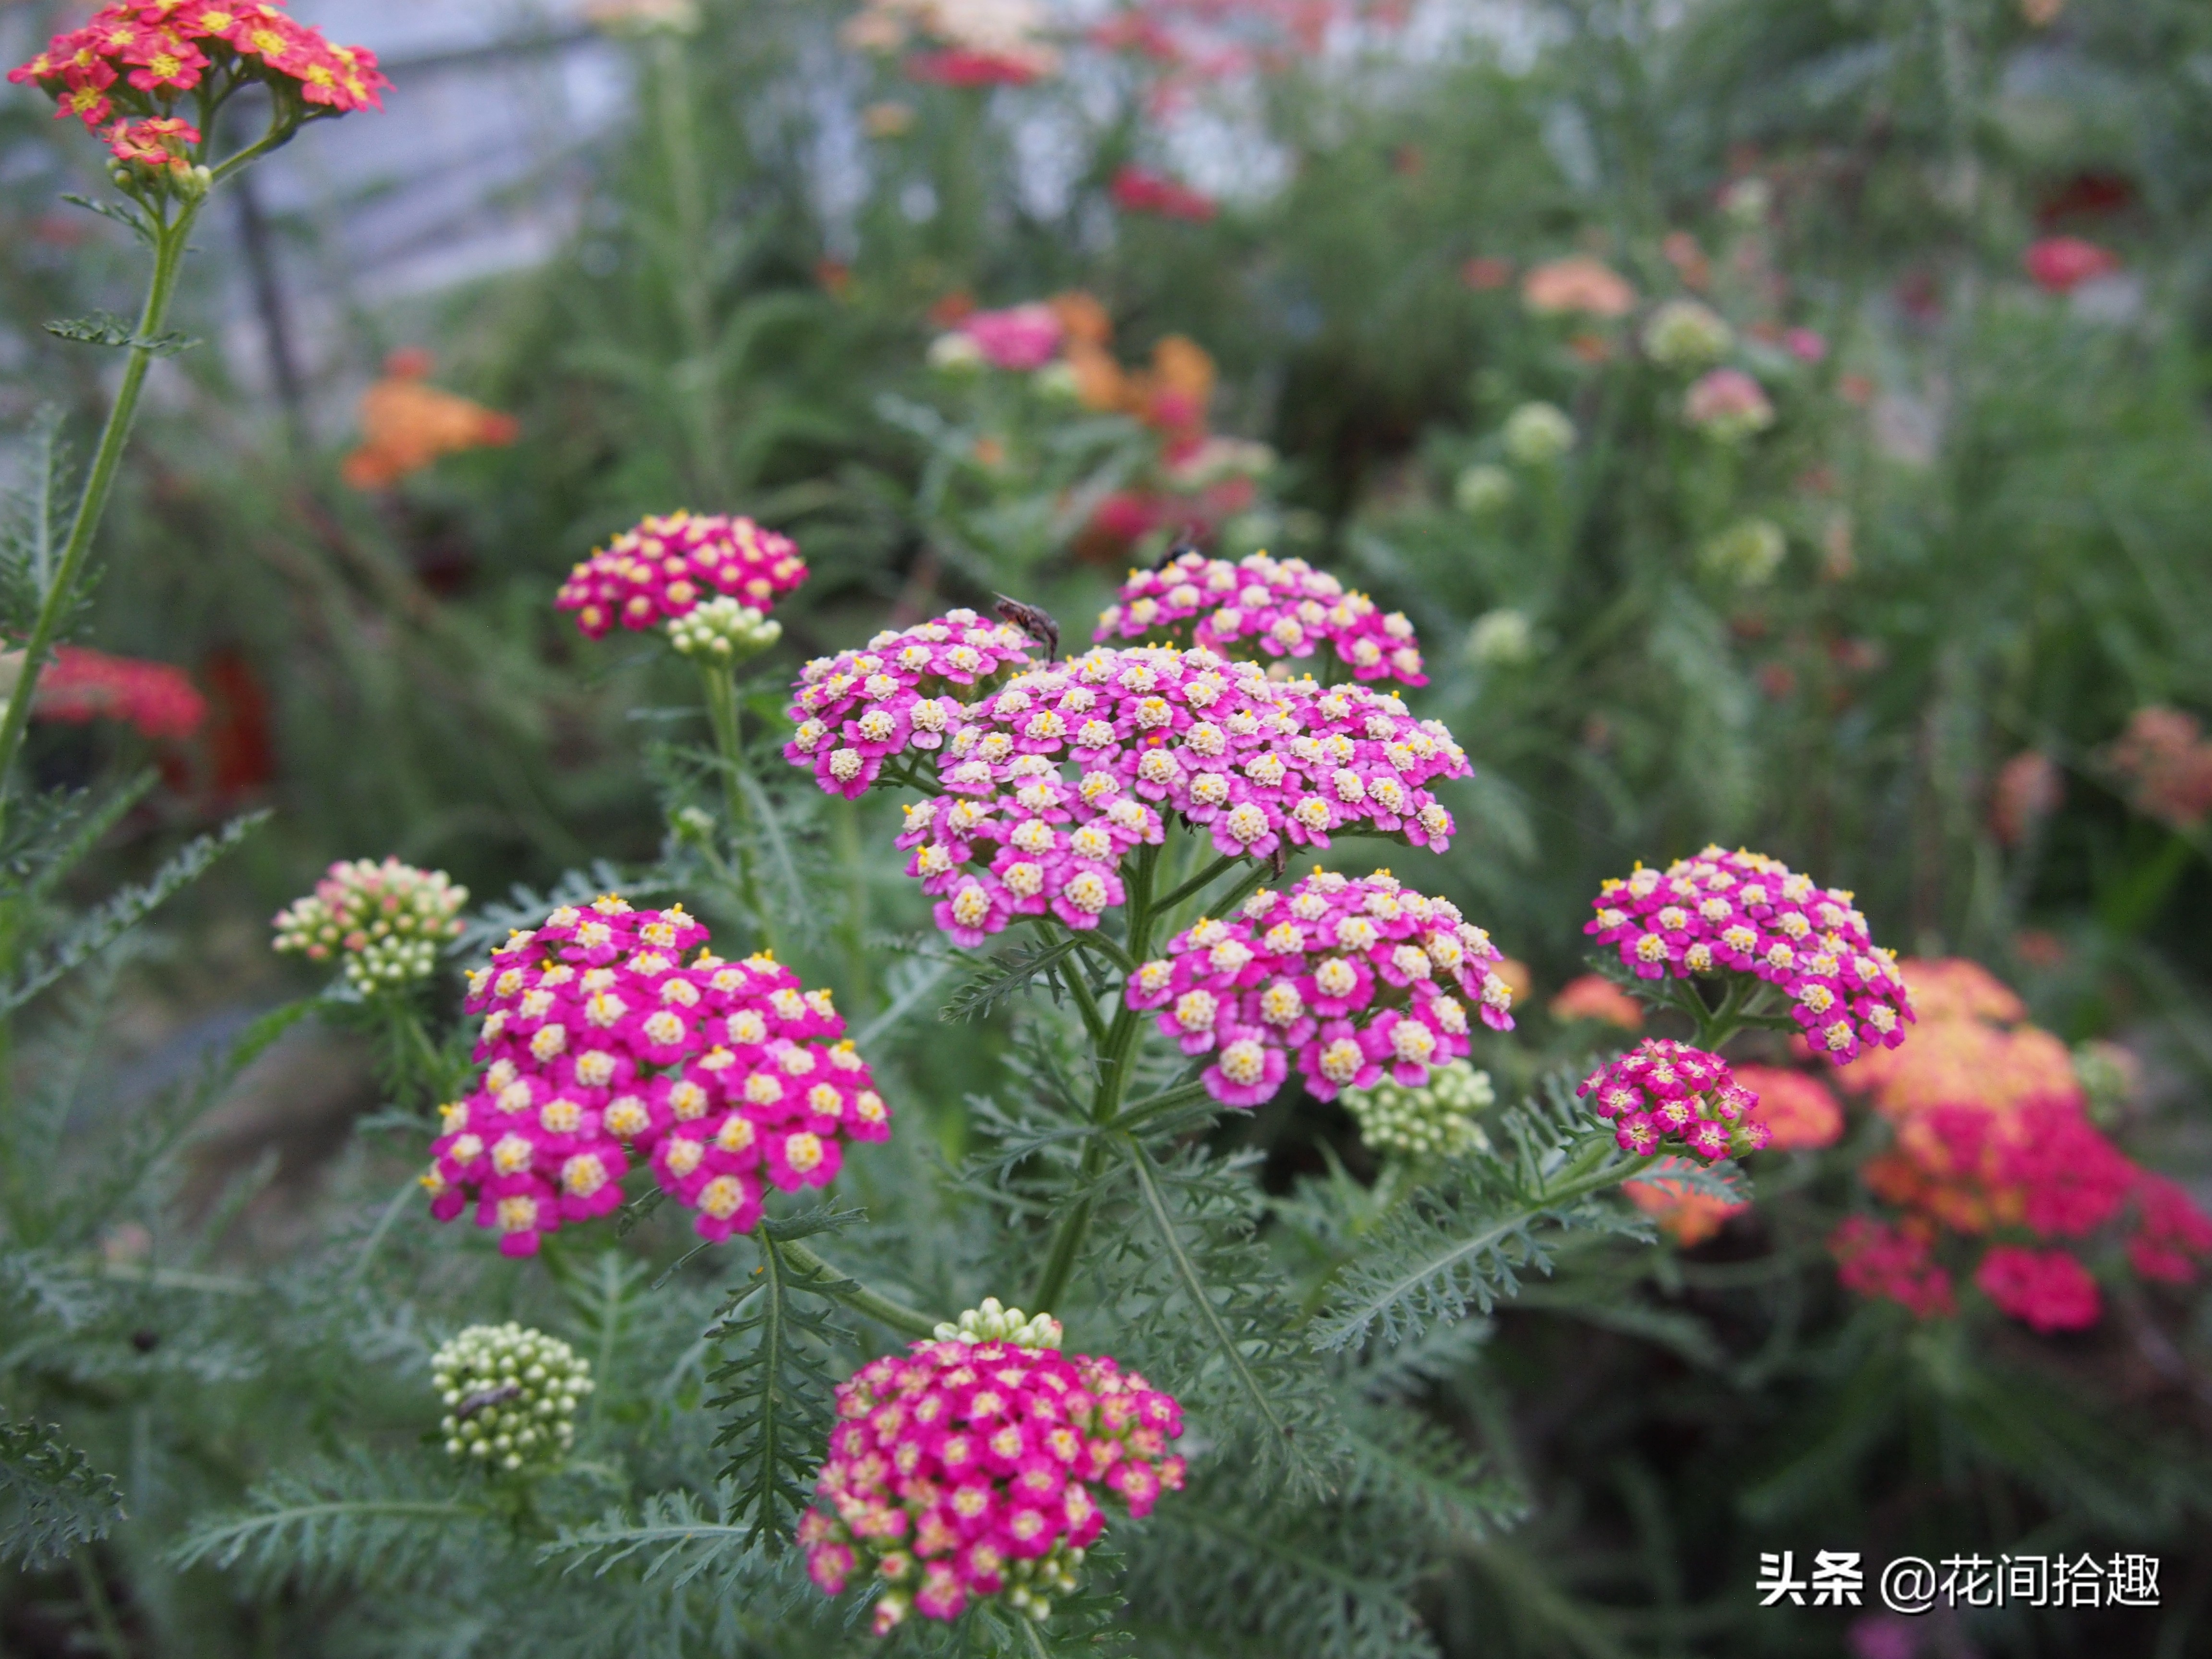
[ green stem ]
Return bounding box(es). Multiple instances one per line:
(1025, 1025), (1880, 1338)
(0, 203), (197, 822)
(72, 1549), (130, 1659)
(1113, 1075), (1213, 1134)
(696, 660), (776, 952)
(1154, 852), (1240, 915)
(1033, 842), (1163, 1312)
(649, 32), (725, 498)
(777, 1237), (940, 1339)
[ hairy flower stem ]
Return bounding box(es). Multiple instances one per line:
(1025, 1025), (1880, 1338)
(775, 1237), (940, 1339)
(696, 661), (776, 953)
(0, 204), (197, 829)
(1034, 843), (1163, 1313)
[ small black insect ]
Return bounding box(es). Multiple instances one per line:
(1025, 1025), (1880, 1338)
(1150, 540), (1202, 572)
(993, 595), (1061, 661)
(130, 1328), (159, 1354)
(454, 1382), (523, 1421)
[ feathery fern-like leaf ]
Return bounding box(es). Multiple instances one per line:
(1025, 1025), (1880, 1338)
(705, 1224), (854, 1549)
(0, 811), (270, 1017)
(0, 1416), (124, 1566)
(170, 1453), (488, 1592)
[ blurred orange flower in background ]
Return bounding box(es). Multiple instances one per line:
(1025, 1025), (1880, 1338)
(1625, 1157), (1746, 1245)
(1521, 255), (1636, 318)
(1733, 1065), (1844, 1150)
(342, 349), (520, 490)
(1548, 973), (1644, 1029)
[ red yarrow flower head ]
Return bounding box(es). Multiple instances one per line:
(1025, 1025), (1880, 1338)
(802, 1329), (1182, 1634)
(1829, 1215), (1954, 1319)
(1583, 846), (1914, 1065)
(1133, 869), (1513, 1108)
(10, 0), (388, 150)
(32, 645), (205, 739)
(1577, 1039), (1769, 1162)
(424, 895), (890, 1256)
(1109, 165), (1218, 222)
(2126, 1174), (2212, 1285)
(104, 113), (200, 171)
(556, 511), (806, 639)
(1974, 1244), (2100, 1333)
(2024, 236), (2120, 294)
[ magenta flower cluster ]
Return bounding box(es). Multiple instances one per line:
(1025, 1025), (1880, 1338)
(783, 608), (1039, 799)
(1094, 549), (1429, 685)
(800, 1339), (1185, 1633)
(788, 622), (1471, 950)
(1128, 870), (1514, 1107)
(422, 896), (888, 1256)
(554, 511), (807, 639)
(1578, 1039), (1770, 1160)
(1583, 845), (1915, 1063)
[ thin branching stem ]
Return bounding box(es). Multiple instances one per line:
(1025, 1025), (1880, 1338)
(0, 203), (196, 823)
(775, 1238), (939, 1339)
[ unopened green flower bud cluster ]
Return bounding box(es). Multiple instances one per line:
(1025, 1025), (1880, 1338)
(1343, 1060), (1495, 1161)
(432, 1323), (592, 1475)
(931, 1297), (1063, 1350)
(667, 596), (782, 661)
(272, 857), (467, 997)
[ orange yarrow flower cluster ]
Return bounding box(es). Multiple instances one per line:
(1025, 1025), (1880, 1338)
(342, 350), (521, 490)
(1827, 957), (2212, 1329)
(10, 2), (387, 175)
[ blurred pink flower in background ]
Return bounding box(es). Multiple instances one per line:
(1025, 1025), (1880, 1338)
(2024, 236), (2120, 293)
(1110, 165), (1219, 221)
(33, 646), (206, 741)
(961, 302), (1065, 369)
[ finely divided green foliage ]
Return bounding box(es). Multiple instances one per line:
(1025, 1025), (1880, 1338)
(1310, 1077), (1653, 1352)
(0, 811), (270, 1017)
(169, 1451), (492, 1592)
(705, 1215), (858, 1549)
(0, 1415), (124, 1566)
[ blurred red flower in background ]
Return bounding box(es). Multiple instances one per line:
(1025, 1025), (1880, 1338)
(2023, 236), (2120, 294)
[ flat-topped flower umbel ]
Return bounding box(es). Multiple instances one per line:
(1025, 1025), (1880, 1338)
(1096, 548), (1428, 685)
(556, 511), (806, 639)
(424, 896), (888, 1254)
(787, 611), (1470, 949)
(1130, 869), (1514, 1107)
(1584, 846), (1913, 1062)
(272, 857), (467, 997)
(1577, 1039), (1768, 1161)
(802, 1334), (1183, 1633)
(10, 1), (387, 176)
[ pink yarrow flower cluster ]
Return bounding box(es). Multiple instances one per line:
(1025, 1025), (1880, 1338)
(1973, 1245), (2101, 1334)
(422, 896), (888, 1256)
(1096, 548), (1427, 685)
(9, 1), (387, 163)
(1129, 870), (1513, 1107)
(798, 637), (1469, 950)
(783, 607), (1039, 799)
(801, 1337), (1184, 1633)
(1577, 1039), (1770, 1161)
(1585, 846), (1914, 1063)
(1829, 1216), (1956, 1320)
(555, 511), (806, 639)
